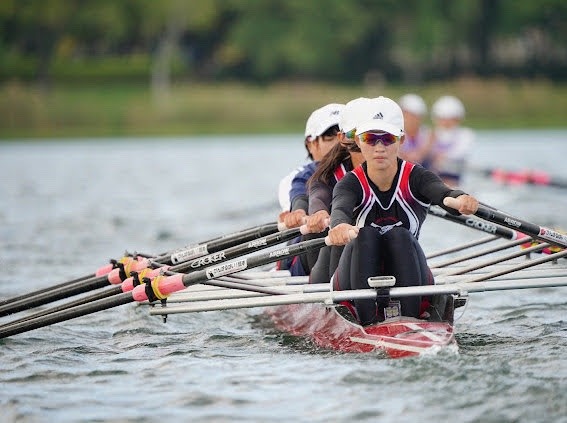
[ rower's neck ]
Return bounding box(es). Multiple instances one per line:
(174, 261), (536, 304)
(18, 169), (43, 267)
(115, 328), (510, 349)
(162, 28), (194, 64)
(367, 162), (399, 191)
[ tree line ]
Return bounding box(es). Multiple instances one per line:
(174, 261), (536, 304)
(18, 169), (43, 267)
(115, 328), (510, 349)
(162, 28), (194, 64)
(1, 0), (565, 87)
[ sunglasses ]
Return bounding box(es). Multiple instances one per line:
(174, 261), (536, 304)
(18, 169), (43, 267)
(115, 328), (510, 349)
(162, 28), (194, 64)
(358, 132), (400, 147)
(343, 128), (356, 140)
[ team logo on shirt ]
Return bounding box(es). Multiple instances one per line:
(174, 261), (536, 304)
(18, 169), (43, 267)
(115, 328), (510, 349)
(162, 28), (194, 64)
(370, 221), (402, 235)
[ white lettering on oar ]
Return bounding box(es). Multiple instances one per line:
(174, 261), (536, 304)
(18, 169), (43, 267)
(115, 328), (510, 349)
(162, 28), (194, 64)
(465, 218), (497, 234)
(247, 239), (268, 248)
(539, 228), (567, 246)
(171, 244), (209, 264)
(269, 247), (290, 258)
(504, 217), (522, 228)
(190, 251), (227, 269)
(206, 259), (248, 279)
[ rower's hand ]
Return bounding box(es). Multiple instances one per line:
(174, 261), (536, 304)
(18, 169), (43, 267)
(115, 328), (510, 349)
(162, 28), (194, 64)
(327, 223), (359, 245)
(306, 210), (330, 233)
(278, 209), (307, 229)
(443, 195), (479, 215)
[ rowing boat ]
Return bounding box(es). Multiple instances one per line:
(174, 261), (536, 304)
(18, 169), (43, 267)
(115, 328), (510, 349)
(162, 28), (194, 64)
(256, 270), (465, 357)
(264, 301), (459, 358)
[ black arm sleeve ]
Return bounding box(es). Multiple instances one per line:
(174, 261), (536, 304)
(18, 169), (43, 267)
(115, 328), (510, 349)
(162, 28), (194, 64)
(290, 194), (309, 213)
(308, 180), (333, 215)
(330, 174), (363, 227)
(410, 166), (466, 215)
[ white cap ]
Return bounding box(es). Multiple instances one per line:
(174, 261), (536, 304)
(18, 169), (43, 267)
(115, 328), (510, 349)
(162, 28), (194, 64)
(304, 103), (344, 139)
(339, 97), (372, 133)
(432, 95), (465, 119)
(355, 96), (405, 137)
(399, 93), (427, 116)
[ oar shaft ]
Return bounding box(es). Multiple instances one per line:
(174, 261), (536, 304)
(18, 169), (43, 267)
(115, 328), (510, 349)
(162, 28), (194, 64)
(148, 277), (567, 315)
(0, 286), (124, 330)
(165, 227), (301, 274)
(0, 273), (96, 308)
(0, 275), (110, 318)
(475, 205), (567, 248)
(0, 222), (282, 315)
(131, 237), (328, 302)
(0, 292), (134, 339)
(428, 206), (521, 240)
(156, 222), (281, 265)
(0, 226), (300, 319)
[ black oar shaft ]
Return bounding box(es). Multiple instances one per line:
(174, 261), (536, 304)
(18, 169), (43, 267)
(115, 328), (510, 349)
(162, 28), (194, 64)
(0, 292), (134, 339)
(178, 238), (326, 289)
(0, 275), (110, 318)
(428, 206), (520, 240)
(0, 222), (281, 315)
(0, 285), (123, 330)
(475, 205), (567, 249)
(166, 227), (300, 274)
(0, 236), (326, 338)
(0, 223), (288, 318)
(153, 222), (280, 264)
(0, 273), (97, 308)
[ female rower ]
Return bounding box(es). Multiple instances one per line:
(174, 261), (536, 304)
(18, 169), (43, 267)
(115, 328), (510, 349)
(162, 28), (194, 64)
(305, 97), (369, 282)
(397, 93), (430, 166)
(424, 95), (475, 187)
(277, 103), (344, 212)
(326, 96), (478, 325)
(277, 103), (344, 275)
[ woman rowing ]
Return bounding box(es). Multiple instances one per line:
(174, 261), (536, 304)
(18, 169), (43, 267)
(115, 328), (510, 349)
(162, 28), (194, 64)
(325, 96), (478, 325)
(305, 97), (369, 282)
(277, 103), (344, 275)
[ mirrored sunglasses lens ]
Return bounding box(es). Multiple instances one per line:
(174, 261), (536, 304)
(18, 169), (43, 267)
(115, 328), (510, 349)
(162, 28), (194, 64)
(361, 132), (398, 146)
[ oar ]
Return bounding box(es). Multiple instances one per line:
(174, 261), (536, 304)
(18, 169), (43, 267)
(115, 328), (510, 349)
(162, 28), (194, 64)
(426, 235), (500, 260)
(471, 202), (567, 249)
(0, 225), (305, 325)
(428, 205), (525, 240)
(0, 221), (283, 310)
(147, 276), (567, 315)
(0, 236), (329, 338)
(429, 236), (532, 269)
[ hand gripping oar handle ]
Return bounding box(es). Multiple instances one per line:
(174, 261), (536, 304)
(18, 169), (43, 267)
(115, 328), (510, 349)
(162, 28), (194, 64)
(0, 236), (329, 339)
(475, 204), (567, 249)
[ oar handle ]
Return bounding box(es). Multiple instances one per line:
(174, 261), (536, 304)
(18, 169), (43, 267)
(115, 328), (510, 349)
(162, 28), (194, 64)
(475, 204), (567, 249)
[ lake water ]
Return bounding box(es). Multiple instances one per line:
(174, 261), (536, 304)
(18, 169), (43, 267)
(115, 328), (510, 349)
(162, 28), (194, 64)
(1, 130), (567, 422)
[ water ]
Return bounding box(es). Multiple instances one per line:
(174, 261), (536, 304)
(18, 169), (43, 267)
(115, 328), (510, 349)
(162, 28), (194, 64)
(1, 130), (567, 422)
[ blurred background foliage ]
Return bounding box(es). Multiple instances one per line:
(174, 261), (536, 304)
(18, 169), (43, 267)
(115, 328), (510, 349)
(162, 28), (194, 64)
(1, 0), (566, 137)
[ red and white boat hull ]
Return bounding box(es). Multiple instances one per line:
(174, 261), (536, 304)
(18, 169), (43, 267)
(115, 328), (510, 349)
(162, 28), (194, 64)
(265, 303), (456, 358)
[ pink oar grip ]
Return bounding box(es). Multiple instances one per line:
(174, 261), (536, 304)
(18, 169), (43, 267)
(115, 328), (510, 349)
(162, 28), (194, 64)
(121, 266), (171, 292)
(107, 268), (123, 285)
(131, 258), (150, 271)
(131, 274), (185, 302)
(95, 263), (114, 277)
(121, 277), (135, 292)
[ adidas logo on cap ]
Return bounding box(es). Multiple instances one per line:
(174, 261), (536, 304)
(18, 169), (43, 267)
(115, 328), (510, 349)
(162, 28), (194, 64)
(373, 112), (384, 119)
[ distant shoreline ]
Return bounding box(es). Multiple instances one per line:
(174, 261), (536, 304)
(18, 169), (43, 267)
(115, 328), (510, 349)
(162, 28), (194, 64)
(1, 78), (566, 139)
